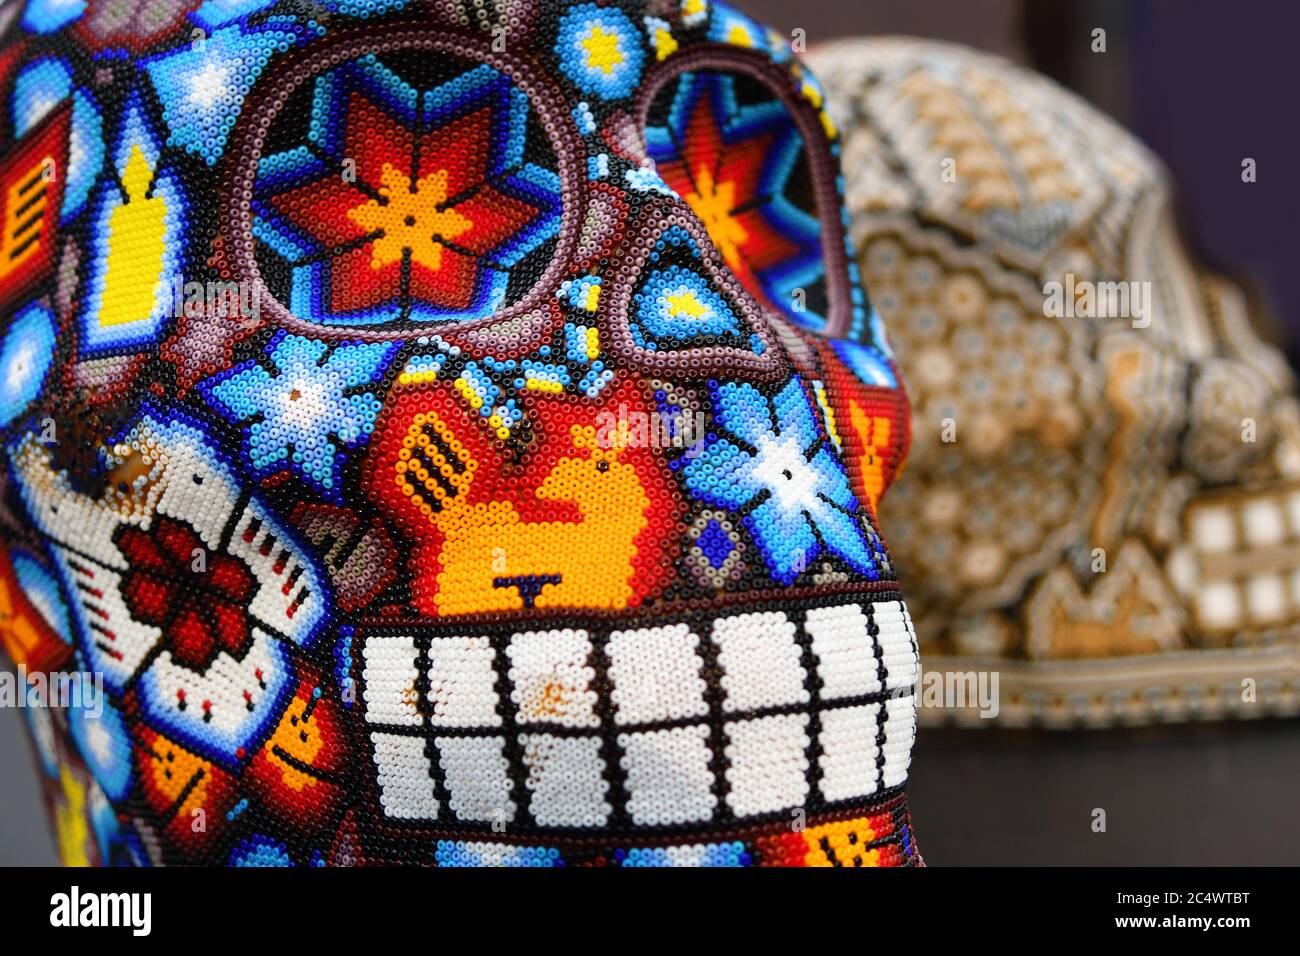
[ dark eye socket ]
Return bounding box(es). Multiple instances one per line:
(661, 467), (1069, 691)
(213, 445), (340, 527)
(596, 460), (610, 473)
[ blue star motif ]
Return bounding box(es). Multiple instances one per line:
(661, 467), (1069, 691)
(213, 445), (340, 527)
(200, 333), (397, 501)
(682, 376), (881, 584)
(146, 23), (303, 166)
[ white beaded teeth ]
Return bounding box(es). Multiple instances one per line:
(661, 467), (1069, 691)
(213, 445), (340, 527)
(356, 597), (918, 830)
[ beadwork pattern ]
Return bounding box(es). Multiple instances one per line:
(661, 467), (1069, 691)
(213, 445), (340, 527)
(0, 0), (918, 866)
(812, 37), (1300, 726)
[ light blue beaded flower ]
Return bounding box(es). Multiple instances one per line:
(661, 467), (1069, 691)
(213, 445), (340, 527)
(682, 376), (881, 584)
(200, 332), (397, 501)
(555, 3), (645, 102)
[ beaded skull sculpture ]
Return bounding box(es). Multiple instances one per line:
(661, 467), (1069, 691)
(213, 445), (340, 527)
(0, 0), (917, 866)
(811, 37), (1300, 728)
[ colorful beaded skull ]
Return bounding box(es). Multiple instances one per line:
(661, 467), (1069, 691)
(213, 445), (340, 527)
(0, 0), (917, 866)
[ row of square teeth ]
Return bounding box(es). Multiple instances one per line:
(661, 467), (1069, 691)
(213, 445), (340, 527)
(361, 598), (918, 830)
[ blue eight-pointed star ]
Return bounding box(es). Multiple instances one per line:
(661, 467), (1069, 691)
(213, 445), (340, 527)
(682, 376), (880, 584)
(200, 333), (397, 501)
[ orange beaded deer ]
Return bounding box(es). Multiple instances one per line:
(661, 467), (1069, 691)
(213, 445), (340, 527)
(394, 412), (651, 615)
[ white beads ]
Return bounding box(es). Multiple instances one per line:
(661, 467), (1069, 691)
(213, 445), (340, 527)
(711, 610), (809, 711)
(362, 635), (422, 727)
(519, 733), (610, 828)
(435, 735), (515, 824)
(228, 501), (324, 646)
(9, 412), (328, 710)
(806, 603), (881, 699)
(506, 628), (599, 728)
(356, 596), (920, 830)
(881, 694), (917, 788)
(427, 635), (501, 728)
(874, 601), (919, 691)
(723, 713), (810, 818)
(371, 731), (439, 821)
(817, 703), (881, 801)
(606, 623), (707, 724)
(619, 725), (716, 826)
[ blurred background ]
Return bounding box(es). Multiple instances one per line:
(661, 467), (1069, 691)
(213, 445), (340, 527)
(745, 0), (1300, 865)
(3, 0), (1298, 865)
(749, 0), (1300, 366)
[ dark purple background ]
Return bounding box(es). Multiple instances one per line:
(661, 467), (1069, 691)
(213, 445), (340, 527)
(1128, 0), (1300, 361)
(748, 0), (1300, 364)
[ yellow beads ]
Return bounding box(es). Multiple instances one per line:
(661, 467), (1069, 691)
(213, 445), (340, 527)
(802, 818), (882, 868)
(99, 145), (168, 329)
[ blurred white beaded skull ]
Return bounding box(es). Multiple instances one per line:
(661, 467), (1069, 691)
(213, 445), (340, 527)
(811, 36), (1300, 726)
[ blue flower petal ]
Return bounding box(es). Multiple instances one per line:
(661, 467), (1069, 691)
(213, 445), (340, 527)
(207, 364), (275, 421)
(772, 377), (819, 451)
(683, 437), (762, 509)
(807, 501), (878, 578)
(712, 380), (774, 448)
(810, 446), (857, 511)
(200, 334), (395, 501)
(745, 497), (817, 584)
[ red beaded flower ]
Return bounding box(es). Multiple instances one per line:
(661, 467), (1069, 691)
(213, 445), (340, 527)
(253, 55), (563, 325)
(114, 516), (257, 671)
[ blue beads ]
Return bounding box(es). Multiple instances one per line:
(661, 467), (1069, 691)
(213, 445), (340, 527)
(684, 377), (883, 584)
(146, 24), (304, 167)
(554, 4), (646, 102)
(634, 264), (740, 343)
(0, 303), (56, 429)
(200, 332), (398, 501)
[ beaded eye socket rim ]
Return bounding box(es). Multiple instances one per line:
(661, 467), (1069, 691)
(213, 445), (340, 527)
(634, 44), (859, 341)
(604, 202), (787, 381)
(219, 23), (586, 342)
